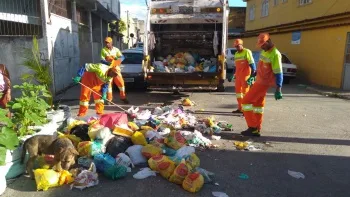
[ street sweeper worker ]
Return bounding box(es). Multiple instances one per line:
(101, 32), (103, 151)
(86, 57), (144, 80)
(100, 37), (128, 104)
(73, 63), (118, 117)
(240, 33), (283, 137)
(231, 39), (256, 114)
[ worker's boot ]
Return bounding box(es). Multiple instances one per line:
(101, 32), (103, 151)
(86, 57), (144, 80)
(121, 98), (129, 104)
(241, 127), (261, 137)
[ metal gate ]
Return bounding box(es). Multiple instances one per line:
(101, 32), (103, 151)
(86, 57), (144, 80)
(343, 33), (350, 90)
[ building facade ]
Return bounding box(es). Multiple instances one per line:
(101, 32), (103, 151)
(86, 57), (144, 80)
(228, 7), (245, 37)
(233, 0), (350, 89)
(0, 0), (121, 95)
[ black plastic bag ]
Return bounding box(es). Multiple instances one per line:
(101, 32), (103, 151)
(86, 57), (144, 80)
(70, 124), (90, 141)
(105, 135), (133, 158)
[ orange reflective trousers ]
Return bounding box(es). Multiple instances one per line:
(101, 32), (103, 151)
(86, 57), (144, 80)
(107, 60), (126, 101)
(241, 83), (269, 130)
(235, 76), (250, 111)
(78, 72), (105, 117)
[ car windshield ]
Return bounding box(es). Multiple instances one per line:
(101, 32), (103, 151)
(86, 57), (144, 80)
(122, 53), (143, 64)
(137, 43), (143, 48)
(252, 51), (292, 64)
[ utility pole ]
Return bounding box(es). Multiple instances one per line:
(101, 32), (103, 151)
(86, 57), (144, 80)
(126, 10), (130, 48)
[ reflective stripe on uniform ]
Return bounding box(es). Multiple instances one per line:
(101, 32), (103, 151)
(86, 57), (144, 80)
(242, 104), (253, 111)
(253, 107), (264, 114)
(108, 87), (113, 93)
(79, 101), (89, 106)
(118, 86), (125, 91)
(236, 93), (244, 99)
(94, 99), (104, 104)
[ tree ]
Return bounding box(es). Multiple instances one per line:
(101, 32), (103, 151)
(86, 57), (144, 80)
(118, 20), (127, 34)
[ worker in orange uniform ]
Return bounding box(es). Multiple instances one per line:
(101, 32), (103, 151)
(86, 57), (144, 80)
(240, 33), (283, 137)
(231, 39), (256, 113)
(73, 63), (118, 117)
(100, 37), (129, 104)
(0, 64), (11, 117)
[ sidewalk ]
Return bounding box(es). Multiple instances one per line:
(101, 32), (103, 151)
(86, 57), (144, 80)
(302, 84), (350, 100)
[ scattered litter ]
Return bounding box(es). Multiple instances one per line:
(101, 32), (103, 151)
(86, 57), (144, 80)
(288, 170), (305, 179)
(238, 173), (249, 180)
(214, 182), (219, 186)
(247, 145), (262, 151)
(133, 168), (157, 179)
(70, 164), (99, 190)
(212, 191), (229, 197)
(234, 141), (250, 150)
(196, 167), (215, 183)
(211, 135), (221, 140)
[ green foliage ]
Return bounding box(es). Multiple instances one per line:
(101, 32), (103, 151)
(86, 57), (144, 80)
(22, 36), (53, 107)
(118, 20), (127, 34)
(7, 83), (50, 137)
(0, 109), (19, 165)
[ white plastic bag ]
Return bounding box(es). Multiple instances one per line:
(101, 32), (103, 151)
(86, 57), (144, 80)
(70, 164), (99, 190)
(212, 191), (229, 197)
(146, 130), (162, 141)
(125, 145), (147, 165)
(133, 168), (156, 179)
(95, 127), (113, 152)
(116, 153), (134, 168)
(175, 146), (195, 158)
(288, 170), (305, 179)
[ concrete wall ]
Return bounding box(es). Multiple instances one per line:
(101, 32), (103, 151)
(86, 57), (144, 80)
(47, 14), (80, 93)
(245, 0), (350, 31)
(230, 26), (350, 88)
(0, 37), (48, 97)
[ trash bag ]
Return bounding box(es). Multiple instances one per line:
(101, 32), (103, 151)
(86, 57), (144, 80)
(116, 153), (134, 168)
(196, 167), (215, 183)
(186, 153), (200, 169)
(182, 172), (204, 193)
(125, 145), (147, 165)
(93, 153), (116, 173)
(184, 52), (195, 65)
(88, 122), (105, 140)
(169, 160), (190, 184)
(150, 138), (165, 148)
(105, 136), (133, 158)
(103, 165), (128, 180)
(128, 122), (139, 131)
(131, 131), (148, 146)
(70, 164), (99, 190)
(164, 130), (186, 150)
(57, 132), (82, 148)
(112, 125), (134, 138)
(142, 144), (163, 159)
(58, 170), (74, 185)
(175, 146), (195, 159)
(70, 124), (90, 141)
(67, 119), (87, 133)
(99, 113), (128, 129)
(133, 168), (156, 179)
(148, 155), (175, 179)
(148, 155), (170, 171)
(34, 169), (60, 191)
(77, 141), (93, 157)
(34, 155), (55, 170)
(162, 146), (177, 156)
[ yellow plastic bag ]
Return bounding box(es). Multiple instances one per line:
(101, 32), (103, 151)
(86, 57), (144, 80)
(77, 141), (92, 157)
(128, 122), (139, 131)
(67, 120), (86, 132)
(182, 172), (204, 193)
(186, 153), (200, 169)
(182, 98), (194, 106)
(58, 132), (82, 148)
(88, 122), (105, 140)
(58, 170), (74, 186)
(34, 169), (60, 191)
(141, 144), (162, 159)
(169, 160), (190, 184)
(131, 131), (147, 146)
(158, 160), (176, 179)
(164, 130), (186, 150)
(140, 126), (153, 131)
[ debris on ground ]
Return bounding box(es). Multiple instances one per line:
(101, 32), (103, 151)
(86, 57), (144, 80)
(288, 170), (305, 179)
(212, 191), (229, 197)
(238, 173), (249, 180)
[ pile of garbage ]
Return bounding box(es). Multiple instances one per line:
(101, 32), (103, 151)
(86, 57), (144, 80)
(150, 52), (218, 73)
(30, 104), (225, 193)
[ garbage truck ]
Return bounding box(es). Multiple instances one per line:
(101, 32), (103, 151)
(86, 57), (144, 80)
(142, 0), (229, 92)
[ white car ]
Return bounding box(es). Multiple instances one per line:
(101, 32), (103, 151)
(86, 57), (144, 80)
(118, 49), (145, 88)
(252, 51), (297, 84)
(225, 48), (237, 70)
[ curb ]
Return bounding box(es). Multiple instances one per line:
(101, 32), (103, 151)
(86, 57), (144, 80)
(305, 86), (350, 100)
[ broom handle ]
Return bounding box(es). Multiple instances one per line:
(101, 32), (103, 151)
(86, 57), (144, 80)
(77, 81), (127, 112)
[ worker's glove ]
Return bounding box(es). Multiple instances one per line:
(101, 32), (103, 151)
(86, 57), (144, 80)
(246, 76), (255, 86)
(73, 76), (81, 84)
(102, 93), (107, 101)
(274, 91), (283, 100)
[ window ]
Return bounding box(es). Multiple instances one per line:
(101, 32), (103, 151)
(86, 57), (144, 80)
(249, 5), (255, 21)
(299, 0), (312, 5)
(273, 0), (278, 6)
(261, 0), (269, 17)
(122, 53), (143, 64)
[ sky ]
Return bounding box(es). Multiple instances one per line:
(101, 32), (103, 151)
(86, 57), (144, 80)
(119, 0), (247, 20)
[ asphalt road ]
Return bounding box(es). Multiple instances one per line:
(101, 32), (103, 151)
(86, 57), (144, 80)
(3, 81), (350, 197)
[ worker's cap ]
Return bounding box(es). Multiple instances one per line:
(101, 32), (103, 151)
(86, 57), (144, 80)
(256, 33), (270, 48)
(105, 37), (113, 43)
(233, 39), (243, 47)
